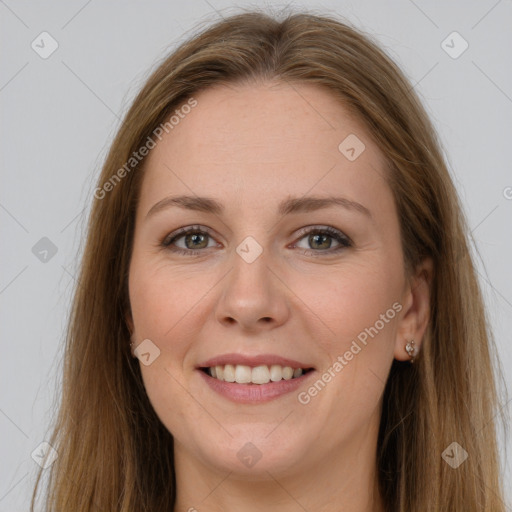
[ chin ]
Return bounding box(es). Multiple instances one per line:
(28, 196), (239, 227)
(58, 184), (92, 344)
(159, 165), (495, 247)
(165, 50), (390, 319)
(188, 427), (313, 478)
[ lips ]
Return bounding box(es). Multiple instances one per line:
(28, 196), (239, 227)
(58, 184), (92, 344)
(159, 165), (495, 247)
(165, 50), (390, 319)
(198, 353), (313, 369)
(197, 366), (315, 404)
(196, 353), (315, 392)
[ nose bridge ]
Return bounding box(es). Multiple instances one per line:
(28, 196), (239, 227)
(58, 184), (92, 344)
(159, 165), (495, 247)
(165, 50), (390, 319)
(215, 234), (289, 329)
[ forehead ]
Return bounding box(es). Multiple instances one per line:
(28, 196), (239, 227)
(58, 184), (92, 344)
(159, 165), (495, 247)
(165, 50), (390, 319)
(138, 81), (390, 217)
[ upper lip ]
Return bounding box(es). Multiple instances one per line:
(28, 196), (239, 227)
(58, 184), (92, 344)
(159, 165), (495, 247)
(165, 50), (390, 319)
(198, 353), (314, 369)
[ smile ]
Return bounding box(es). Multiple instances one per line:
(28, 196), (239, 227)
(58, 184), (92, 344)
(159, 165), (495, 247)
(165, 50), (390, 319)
(201, 364), (313, 384)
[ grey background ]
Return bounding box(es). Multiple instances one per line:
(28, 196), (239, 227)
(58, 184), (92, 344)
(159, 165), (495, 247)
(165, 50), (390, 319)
(1, 0), (511, 510)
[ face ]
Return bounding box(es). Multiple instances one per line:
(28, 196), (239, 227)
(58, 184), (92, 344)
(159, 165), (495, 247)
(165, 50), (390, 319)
(128, 81), (417, 479)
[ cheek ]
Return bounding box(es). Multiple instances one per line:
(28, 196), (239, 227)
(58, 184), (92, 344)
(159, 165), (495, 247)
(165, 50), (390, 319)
(296, 260), (402, 350)
(129, 257), (204, 340)
(293, 261), (401, 423)
(128, 256), (224, 377)
(129, 261), (212, 439)
(138, 362), (208, 449)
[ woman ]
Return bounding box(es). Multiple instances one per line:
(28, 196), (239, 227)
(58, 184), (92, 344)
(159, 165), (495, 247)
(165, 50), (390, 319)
(31, 10), (508, 512)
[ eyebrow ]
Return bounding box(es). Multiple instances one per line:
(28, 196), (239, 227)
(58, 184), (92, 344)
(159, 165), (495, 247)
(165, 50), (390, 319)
(145, 194), (372, 219)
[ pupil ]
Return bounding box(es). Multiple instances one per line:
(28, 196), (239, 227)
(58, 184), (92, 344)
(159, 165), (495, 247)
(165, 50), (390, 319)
(187, 233), (207, 249)
(311, 234), (330, 249)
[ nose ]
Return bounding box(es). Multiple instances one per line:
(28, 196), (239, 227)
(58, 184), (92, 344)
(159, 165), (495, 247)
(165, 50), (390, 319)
(215, 248), (290, 333)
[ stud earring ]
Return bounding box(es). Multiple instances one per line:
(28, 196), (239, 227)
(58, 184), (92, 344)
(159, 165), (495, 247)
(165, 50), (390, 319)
(405, 340), (417, 363)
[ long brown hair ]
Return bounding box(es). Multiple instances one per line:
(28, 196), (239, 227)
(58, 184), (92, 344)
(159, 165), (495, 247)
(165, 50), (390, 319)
(31, 9), (508, 511)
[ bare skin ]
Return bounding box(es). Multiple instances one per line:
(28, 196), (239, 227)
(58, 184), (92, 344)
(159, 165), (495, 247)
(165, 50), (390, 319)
(127, 81), (432, 512)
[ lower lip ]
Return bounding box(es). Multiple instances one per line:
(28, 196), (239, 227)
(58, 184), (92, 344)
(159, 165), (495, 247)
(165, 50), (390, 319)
(198, 369), (314, 404)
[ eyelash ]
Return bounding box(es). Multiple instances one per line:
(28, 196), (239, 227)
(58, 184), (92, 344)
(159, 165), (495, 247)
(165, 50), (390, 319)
(160, 224), (352, 257)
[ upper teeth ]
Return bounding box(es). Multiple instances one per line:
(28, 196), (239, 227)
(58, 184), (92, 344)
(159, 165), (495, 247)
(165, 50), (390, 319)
(207, 364), (304, 384)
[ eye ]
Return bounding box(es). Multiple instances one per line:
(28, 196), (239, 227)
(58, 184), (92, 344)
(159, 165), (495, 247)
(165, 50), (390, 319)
(160, 225), (352, 256)
(293, 226), (352, 255)
(161, 225), (218, 255)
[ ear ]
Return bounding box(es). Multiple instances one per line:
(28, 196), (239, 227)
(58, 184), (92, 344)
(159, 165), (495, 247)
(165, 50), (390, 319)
(394, 257), (433, 361)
